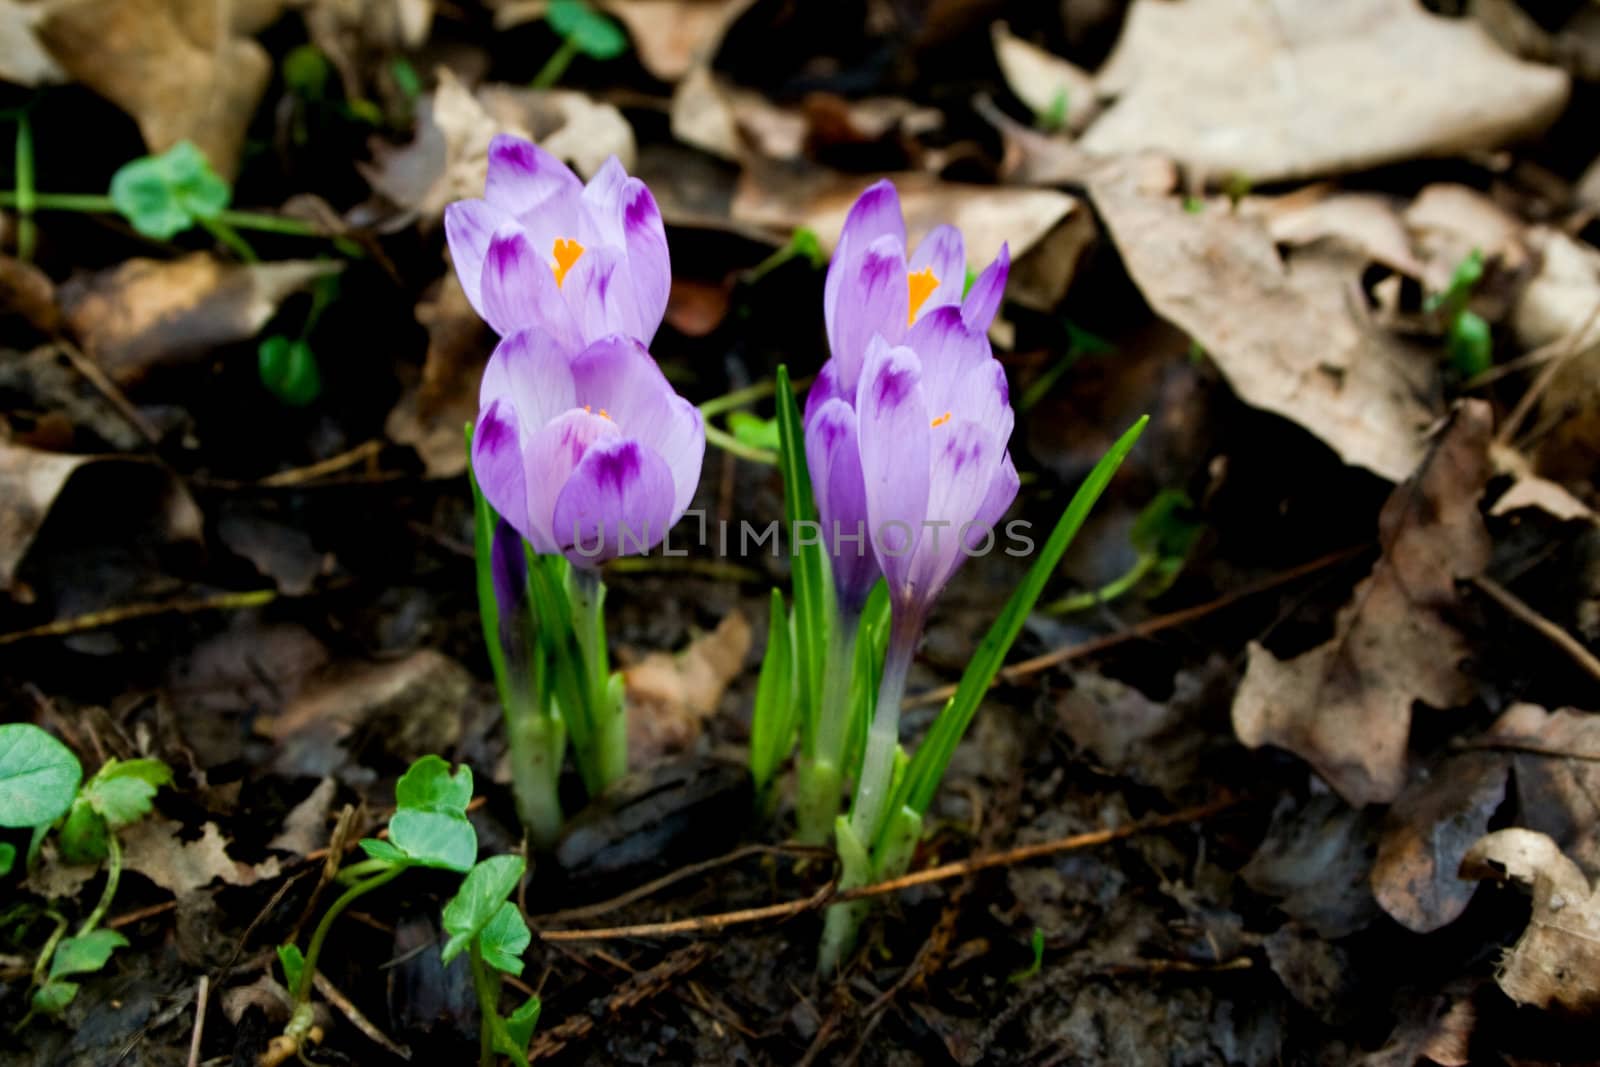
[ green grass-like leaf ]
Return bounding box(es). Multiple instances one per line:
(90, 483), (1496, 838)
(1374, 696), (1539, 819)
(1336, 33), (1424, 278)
(885, 416), (1148, 834)
(775, 365), (834, 756)
(749, 588), (796, 793)
(0, 724), (81, 829)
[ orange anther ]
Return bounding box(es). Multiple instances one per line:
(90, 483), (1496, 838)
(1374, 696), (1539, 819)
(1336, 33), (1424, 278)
(930, 411), (952, 428)
(907, 268), (939, 324)
(553, 238), (585, 287)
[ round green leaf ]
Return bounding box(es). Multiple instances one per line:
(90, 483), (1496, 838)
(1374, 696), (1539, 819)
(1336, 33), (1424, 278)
(0, 724), (81, 828)
(109, 141), (232, 240)
(547, 0), (629, 59)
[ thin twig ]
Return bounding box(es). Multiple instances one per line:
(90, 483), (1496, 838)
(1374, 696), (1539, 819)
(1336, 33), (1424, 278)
(56, 340), (162, 445)
(1472, 574), (1600, 684)
(186, 975), (209, 1067)
(906, 547), (1368, 708)
(312, 972), (412, 1060)
(0, 589), (276, 646)
(1495, 297), (1600, 449)
(533, 797), (1235, 942)
(258, 440), (384, 487)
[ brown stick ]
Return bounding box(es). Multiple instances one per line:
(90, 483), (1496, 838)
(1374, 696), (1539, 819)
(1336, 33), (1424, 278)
(1472, 574), (1600, 684)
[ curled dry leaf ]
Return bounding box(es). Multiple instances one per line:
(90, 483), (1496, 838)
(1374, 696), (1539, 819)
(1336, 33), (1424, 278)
(0, 441), (203, 595)
(1509, 229), (1600, 485)
(384, 270), (490, 478)
(121, 815), (282, 894)
(1232, 401), (1493, 806)
(1371, 751), (1508, 933)
(1089, 160), (1435, 481)
(1082, 0), (1569, 184)
(1484, 703), (1600, 876)
(622, 611), (750, 767)
(1403, 183), (1528, 293)
(35, 0), (273, 179)
(59, 253), (342, 386)
(1461, 828), (1600, 1013)
(0, 0), (65, 85)
(365, 68), (636, 221)
(1489, 442), (1595, 524)
(991, 22), (1099, 133)
(1242, 187), (1425, 280)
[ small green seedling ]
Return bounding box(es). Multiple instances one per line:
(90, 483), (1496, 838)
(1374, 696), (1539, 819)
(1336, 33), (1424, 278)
(533, 0), (629, 89)
(1008, 928), (1045, 984)
(1046, 489), (1203, 614)
(727, 410), (781, 453)
(109, 141), (231, 241)
(1425, 249), (1491, 377)
(275, 756), (480, 1057)
(1037, 89), (1069, 134)
(0, 724), (172, 1026)
(442, 855), (540, 1066)
(258, 335), (322, 406)
(747, 226), (827, 284)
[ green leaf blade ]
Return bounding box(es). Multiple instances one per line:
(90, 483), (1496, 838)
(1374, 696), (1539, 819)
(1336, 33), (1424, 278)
(387, 810), (477, 872)
(478, 900), (531, 975)
(49, 930), (129, 980)
(277, 944), (306, 992)
(395, 755), (473, 814)
(441, 855), (527, 965)
(0, 724), (81, 828)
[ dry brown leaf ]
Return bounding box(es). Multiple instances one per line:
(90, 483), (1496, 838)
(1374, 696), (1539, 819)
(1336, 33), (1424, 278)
(1489, 442), (1595, 523)
(59, 253), (340, 386)
(1461, 828), (1600, 1013)
(670, 65), (744, 162)
(1485, 703), (1600, 876)
(991, 22), (1099, 133)
(1243, 187), (1425, 280)
(35, 0), (272, 179)
(365, 69), (636, 221)
(1232, 402), (1493, 805)
(1083, 0), (1568, 184)
(623, 611), (750, 767)
(268, 776), (338, 857)
(0, 442), (202, 595)
(384, 270), (490, 478)
(1371, 752), (1507, 933)
(1089, 161), (1436, 481)
(122, 815), (282, 894)
(1403, 184), (1528, 293)
(0, 0), (64, 86)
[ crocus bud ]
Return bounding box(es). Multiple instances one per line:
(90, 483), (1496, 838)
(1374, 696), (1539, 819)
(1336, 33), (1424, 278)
(445, 135), (671, 354)
(471, 328), (704, 567)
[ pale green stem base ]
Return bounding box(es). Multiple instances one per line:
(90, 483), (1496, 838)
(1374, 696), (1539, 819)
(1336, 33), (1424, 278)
(506, 708), (565, 850)
(570, 567), (626, 793)
(847, 610), (920, 848)
(796, 613), (860, 844)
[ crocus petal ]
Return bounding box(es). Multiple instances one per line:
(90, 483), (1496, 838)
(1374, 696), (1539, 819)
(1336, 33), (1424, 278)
(485, 134), (583, 219)
(578, 156), (630, 247)
(562, 244), (649, 344)
(522, 408), (623, 553)
(472, 400), (530, 546)
(855, 337), (930, 599)
(910, 419), (1007, 599)
(480, 225), (582, 349)
(965, 450), (1020, 553)
(490, 517), (528, 631)
(827, 234), (910, 394)
(570, 335), (704, 517)
(824, 180), (906, 355)
(805, 398), (877, 613)
(960, 242), (1010, 333)
(802, 359), (847, 427)
(908, 224), (966, 319)
(908, 307), (1010, 433)
(619, 179), (670, 342)
(444, 198), (512, 322)
(479, 328), (579, 434)
(551, 439), (676, 565)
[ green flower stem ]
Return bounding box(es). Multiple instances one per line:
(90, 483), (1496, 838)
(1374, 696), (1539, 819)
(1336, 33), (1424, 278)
(796, 612), (860, 844)
(76, 831), (121, 938)
(531, 35), (582, 89)
(14, 113), (36, 262)
(697, 379), (776, 420)
(1043, 552), (1156, 615)
(506, 705), (565, 850)
(0, 191), (330, 238)
(469, 944), (529, 1067)
(334, 857), (394, 883)
(569, 566), (626, 791)
(293, 864), (403, 1004)
(199, 216), (258, 263)
(28, 911), (68, 990)
(704, 422), (778, 464)
(847, 609), (921, 848)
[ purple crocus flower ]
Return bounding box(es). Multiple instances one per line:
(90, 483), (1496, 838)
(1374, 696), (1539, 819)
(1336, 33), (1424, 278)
(445, 135), (671, 354)
(471, 328), (704, 566)
(811, 178), (1010, 413)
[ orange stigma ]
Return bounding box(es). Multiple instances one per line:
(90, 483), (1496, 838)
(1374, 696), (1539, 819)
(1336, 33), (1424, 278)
(907, 268), (939, 324)
(930, 411), (952, 428)
(598, 408), (610, 420)
(582, 404), (612, 421)
(552, 238), (585, 287)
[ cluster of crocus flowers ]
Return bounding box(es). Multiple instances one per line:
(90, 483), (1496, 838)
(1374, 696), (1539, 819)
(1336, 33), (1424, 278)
(453, 136), (703, 845)
(796, 179), (1018, 847)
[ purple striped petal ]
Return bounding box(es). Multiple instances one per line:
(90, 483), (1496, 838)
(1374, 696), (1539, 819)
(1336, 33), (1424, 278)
(802, 359), (847, 426)
(570, 336), (704, 517)
(472, 399), (530, 547)
(908, 307), (1011, 436)
(960, 242), (1010, 333)
(825, 180), (906, 359)
(478, 328), (578, 434)
(966, 450), (1020, 553)
(551, 438), (676, 565)
(485, 134), (583, 219)
(619, 179), (670, 343)
(561, 244), (649, 345)
(578, 156), (630, 246)
(908, 224), (966, 321)
(444, 198), (512, 323)
(827, 234), (910, 394)
(522, 408), (623, 553)
(855, 337), (930, 599)
(805, 397), (877, 614)
(480, 224), (582, 349)
(909, 419), (1007, 599)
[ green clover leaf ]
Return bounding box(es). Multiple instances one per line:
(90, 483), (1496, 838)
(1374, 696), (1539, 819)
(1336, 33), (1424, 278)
(109, 141), (232, 240)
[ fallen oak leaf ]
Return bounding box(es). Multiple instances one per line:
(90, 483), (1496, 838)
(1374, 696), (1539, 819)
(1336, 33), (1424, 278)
(1483, 703), (1600, 876)
(1461, 828), (1600, 1013)
(622, 611), (751, 767)
(991, 22), (1099, 133)
(1232, 401), (1493, 805)
(383, 270), (490, 478)
(121, 815), (281, 894)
